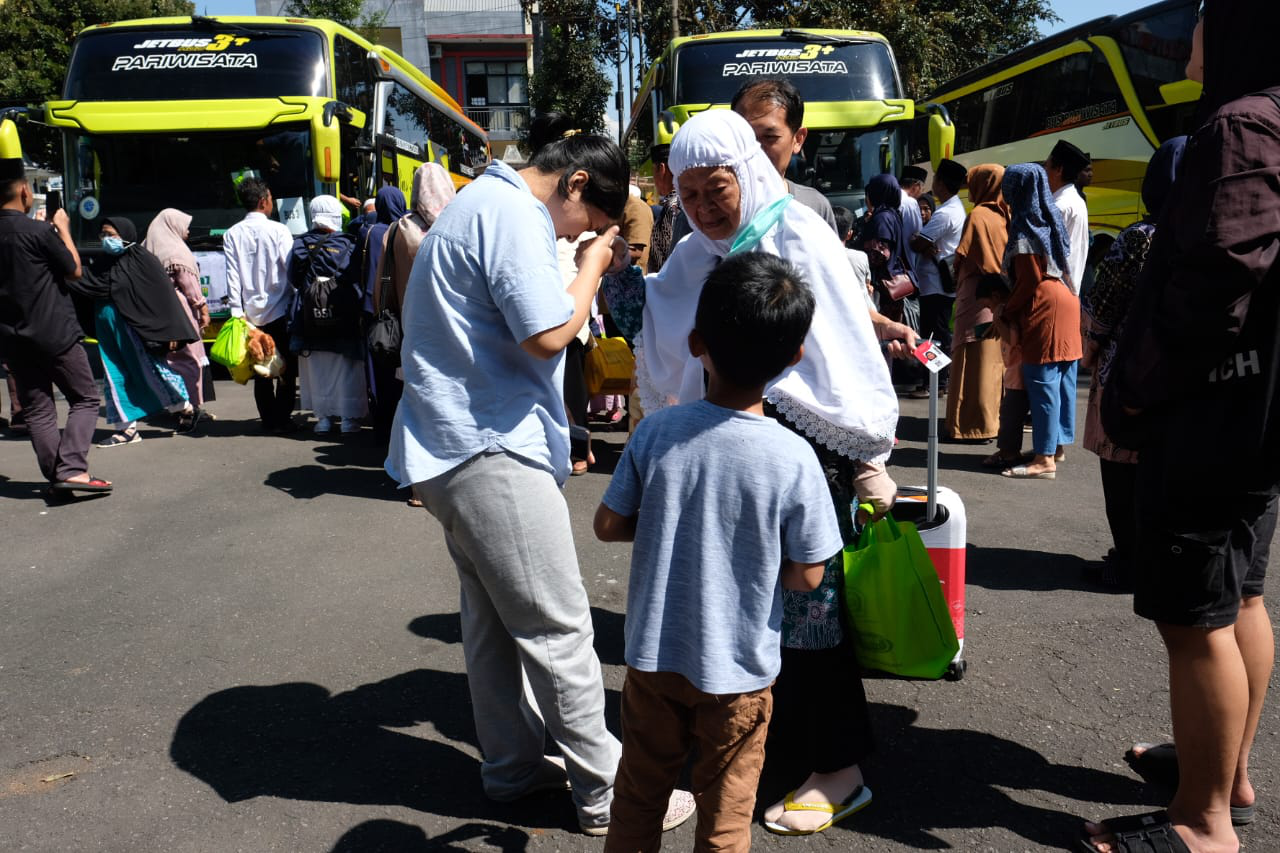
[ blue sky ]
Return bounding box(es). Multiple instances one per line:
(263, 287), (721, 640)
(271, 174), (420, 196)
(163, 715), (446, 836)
(198, 0), (1155, 36)
(1045, 0), (1153, 33)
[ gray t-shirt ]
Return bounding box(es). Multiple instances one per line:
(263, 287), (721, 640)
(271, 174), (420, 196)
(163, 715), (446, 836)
(603, 400), (843, 694)
(788, 182), (840, 236)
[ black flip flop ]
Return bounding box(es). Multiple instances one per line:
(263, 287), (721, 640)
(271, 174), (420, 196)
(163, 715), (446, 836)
(1078, 811), (1190, 853)
(1123, 743), (1257, 824)
(52, 476), (113, 493)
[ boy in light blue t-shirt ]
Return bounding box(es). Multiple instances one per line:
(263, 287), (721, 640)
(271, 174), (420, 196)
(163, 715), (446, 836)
(595, 253), (843, 851)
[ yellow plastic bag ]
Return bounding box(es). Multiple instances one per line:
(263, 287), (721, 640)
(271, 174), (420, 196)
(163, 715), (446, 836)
(584, 335), (634, 396)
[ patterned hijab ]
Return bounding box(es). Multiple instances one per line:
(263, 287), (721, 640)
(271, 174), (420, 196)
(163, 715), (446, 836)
(142, 208), (199, 277)
(1002, 163), (1070, 274)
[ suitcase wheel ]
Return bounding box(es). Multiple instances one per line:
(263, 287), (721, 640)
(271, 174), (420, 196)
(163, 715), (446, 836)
(945, 659), (967, 681)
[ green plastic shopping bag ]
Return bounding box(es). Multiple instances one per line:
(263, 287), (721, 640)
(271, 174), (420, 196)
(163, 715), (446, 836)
(209, 316), (249, 368)
(842, 513), (959, 679)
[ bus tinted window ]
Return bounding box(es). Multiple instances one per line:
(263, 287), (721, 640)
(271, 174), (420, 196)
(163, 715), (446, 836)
(378, 81), (488, 178)
(65, 28), (326, 100)
(948, 49), (1122, 151)
(1112, 3), (1197, 106)
(334, 35), (377, 114)
(384, 83), (431, 157)
(674, 39), (900, 105)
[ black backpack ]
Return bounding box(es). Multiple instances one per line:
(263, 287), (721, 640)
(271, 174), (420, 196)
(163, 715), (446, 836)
(299, 234), (362, 340)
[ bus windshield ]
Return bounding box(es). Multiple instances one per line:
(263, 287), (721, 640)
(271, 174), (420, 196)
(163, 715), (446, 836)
(674, 38), (900, 105)
(64, 125), (317, 246)
(798, 125), (906, 212)
(64, 27), (327, 101)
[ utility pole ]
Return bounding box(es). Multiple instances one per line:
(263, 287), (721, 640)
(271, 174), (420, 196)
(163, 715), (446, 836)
(671, 0), (678, 40)
(626, 0), (635, 103)
(615, 3), (625, 145)
(636, 0), (645, 68)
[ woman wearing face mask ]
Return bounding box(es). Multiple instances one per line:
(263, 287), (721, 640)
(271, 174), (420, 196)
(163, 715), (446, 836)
(384, 127), (694, 836)
(83, 216), (198, 446)
(143, 208), (211, 429)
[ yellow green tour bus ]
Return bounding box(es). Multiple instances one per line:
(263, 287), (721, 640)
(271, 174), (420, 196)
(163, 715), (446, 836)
(917, 0), (1200, 235)
(626, 28), (954, 213)
(45, 14), (489, 328)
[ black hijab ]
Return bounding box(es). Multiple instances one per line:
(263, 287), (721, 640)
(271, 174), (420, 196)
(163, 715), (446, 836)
(859, 174), (910, 278)
(87, 216), (196, 347)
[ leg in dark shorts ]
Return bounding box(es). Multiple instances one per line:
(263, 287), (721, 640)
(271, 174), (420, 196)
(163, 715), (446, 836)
(1133, 449), (1277, 628)
(1109, 443), (1278, 853)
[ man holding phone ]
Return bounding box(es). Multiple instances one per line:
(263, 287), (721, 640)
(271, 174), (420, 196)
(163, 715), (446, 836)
(0, 117), (109, 495)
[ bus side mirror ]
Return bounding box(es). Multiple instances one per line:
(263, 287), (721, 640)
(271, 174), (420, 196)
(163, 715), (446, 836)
(927, 113), (955, 170)
(312, 108), (343, 183)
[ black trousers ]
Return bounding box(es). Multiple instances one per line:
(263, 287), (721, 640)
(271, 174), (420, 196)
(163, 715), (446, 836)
(252, 316), (298, 428)
(918, 294), (954, 388)
(564, 338), (589, 460)
(370, 358), (402, 446)
(1100, 458), (1139, 563)
(10, 342), (100, 482)
(997, 387), (1029, 455)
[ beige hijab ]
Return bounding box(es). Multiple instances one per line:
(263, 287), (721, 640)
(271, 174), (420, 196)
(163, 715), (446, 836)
(142, 208), (199, 277)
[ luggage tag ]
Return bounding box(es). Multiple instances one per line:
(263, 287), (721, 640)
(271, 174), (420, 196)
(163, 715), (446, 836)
(912, 338), (952, 373)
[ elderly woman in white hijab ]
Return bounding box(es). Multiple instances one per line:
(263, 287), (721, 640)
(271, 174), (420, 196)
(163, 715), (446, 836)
(287, 194), (368, 434)
(143, 207), (211, 429)
(629, 109), (899, 834)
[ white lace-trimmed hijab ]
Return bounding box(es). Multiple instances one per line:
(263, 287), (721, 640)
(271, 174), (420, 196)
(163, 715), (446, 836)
(636, 109), (898, 464)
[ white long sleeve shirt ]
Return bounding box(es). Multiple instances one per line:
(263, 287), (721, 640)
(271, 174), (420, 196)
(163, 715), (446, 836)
(224, 211), (296, 326)
(1053, 183), (1090, 295)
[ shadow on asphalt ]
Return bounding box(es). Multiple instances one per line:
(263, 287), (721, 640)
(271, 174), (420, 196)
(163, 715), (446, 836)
(264, 463), (403, 502)
(170, 668), (612, 832)
(330, 819), (530, 852)
(409, 607), (627, 668)
(966, 545), (1119, 594)
(759, 703), (1159, 849)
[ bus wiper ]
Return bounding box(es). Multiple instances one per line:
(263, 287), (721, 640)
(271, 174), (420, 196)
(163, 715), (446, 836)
(190, 15), (275, 38)
(779, 29), (860, 46)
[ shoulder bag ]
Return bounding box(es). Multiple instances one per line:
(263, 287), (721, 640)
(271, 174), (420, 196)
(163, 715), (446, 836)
(367, 221), (403, 366)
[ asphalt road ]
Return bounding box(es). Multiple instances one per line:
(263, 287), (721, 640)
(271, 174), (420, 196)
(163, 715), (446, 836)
(1, 378), (1276, 852)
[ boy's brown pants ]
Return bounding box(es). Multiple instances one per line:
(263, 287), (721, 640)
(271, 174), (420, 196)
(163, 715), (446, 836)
(604, 668), (772, 853)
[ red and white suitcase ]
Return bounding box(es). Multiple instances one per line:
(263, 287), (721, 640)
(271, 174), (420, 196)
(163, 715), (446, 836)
(889, 340), (968, 679)
(889, 486), (967, 680)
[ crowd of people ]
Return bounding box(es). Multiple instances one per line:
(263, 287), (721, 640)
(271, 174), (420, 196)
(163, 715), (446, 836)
(1, 4), (1277, 851)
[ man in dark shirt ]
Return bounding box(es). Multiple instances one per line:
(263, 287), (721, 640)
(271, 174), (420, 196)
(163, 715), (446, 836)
(0, 119), (107, 495)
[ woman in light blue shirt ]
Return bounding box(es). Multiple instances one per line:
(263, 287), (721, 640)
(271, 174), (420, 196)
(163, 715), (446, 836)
(385, 131), (650, 834)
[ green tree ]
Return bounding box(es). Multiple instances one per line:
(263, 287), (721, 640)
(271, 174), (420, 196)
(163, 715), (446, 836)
(522, 0), (612, 136)
(284, 0), (387, 42)
(636, 0), (1057, 98)
(0, 0), (194, 167)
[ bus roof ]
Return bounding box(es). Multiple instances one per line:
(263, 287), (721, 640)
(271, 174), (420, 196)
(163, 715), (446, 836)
(925, 0), (1195, 99)
(666, 28), (891, 50)
(74, 15), (480, 133)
